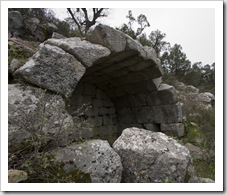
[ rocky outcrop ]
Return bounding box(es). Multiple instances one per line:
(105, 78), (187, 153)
(113, 127), (192, 183)
(8, 11), (58, 42)
(8, 84), (75, 152)
(52, 139), (123, 183)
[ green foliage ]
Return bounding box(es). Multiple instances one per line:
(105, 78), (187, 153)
(117, 10), (150, 40)
(8, 41), (34, 65)
(161, 44), (191, 79)
(193, 159), (215, 180)
(149, 29), (170, 57)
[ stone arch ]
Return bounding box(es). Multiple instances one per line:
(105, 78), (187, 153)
(14, 24), (186, 144)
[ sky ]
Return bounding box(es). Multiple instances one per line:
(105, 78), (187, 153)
(52, 8), (215, 66)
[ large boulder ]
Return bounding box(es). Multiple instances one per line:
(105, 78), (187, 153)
(8, 84), (75, 152)
(45, 37), (111, 68)
(14, 44), (86, 97)
(113, 127), (192, 183)
(52, 139), (123, 183)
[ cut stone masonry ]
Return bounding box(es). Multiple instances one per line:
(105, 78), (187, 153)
(14, 24), (186, 143)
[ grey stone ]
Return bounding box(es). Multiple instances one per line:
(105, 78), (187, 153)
(103, 115), (117, 125)
(82, 83), (96, 97)
(109, 107), (116, 115)
(113, 127), (192, 183)
(157, 83), (179, 104)
(185, 85), (199, 93)
(45, 37), (111, 68)
(52, 139), (123, 183)
(9, 59), (21, 74)
(14, 44), (86, 97)
(199, 178), (215, 183)
(98, 107), (109, 115)
(143, 123), (160, 132)
(23, 16), (40, 34)
(198, 92), (215, 103)
(185, 143), (203, 160)
(160, 123), (186, 137)
(52, 32), (66, 39)
(153, 77), (162, 89)
(86, 24), (127, 53)
(135, 102), (186, 124)
(8, 84), (75, 153)
(125, 34), (146, 57)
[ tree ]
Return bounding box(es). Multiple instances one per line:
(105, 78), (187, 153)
(161, 44), (191, 79)
(148, 30), (170, 58)
(117, 10), (150, 40)
(67, 8), (108, 37)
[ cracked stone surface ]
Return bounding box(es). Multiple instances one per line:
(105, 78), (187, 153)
(52, 139), (123, 183)
(113, 127), (192, 183)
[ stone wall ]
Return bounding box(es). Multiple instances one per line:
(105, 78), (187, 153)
(67, 80), (119, 143)
(13, 24), (187, 143)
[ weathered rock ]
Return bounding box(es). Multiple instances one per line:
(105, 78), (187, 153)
(8, 169), (28, 183)
(199, 177), (215, 183)
(23, 16), (40, 34)
(52, 139), (123, 183)
(185, 85), (199, 93)
(157, 83), (179, 104)
(52, 32), (66, 39)
(135, 102), (186, 124)
(160, 123), (186, 137)
(87, 24), (127, 53)
(14, 44), (86, 97)
(185, 143), (203, 160)
(8, 84), (75, 152)
(8, 11), (23, 37)
(198, 92), (215, 103)
(45, 37), (111, 68)
(9, 58), (21, 74)
(143, 123), (160, 132)
(113, 127), (192, 183)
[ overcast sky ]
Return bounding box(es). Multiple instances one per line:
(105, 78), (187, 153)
(53, 8), (215, 65)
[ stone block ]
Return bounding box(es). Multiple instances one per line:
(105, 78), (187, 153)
(103, 98), (114, 107)
(118, 108), (136, 124)
(157, 84), (179, 104)
(98, 107), (109, 115)
(45, 37), (111, 68)
(82, 83), (96, 98)
(93, 98), (103, 107)
(109, 107), (116, 114)
(143, 123), (160, 132)
(96, 88), (107, 99)
(160, 123), (186, 137)
(135, 103), (186, 124)
(86, 24), (127, 53)
(14, 44), (86, 97)
(103, 115), (117, 125)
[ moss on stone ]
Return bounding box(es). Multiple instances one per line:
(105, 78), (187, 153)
(193, 159), (215, 180)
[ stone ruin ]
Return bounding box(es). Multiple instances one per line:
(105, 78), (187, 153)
(12, 24), (187, 144)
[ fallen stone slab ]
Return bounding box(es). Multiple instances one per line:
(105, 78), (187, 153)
(52, 139), (123, 183)
(14, 43), (86, 97)
(113, 127), (192, 183)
